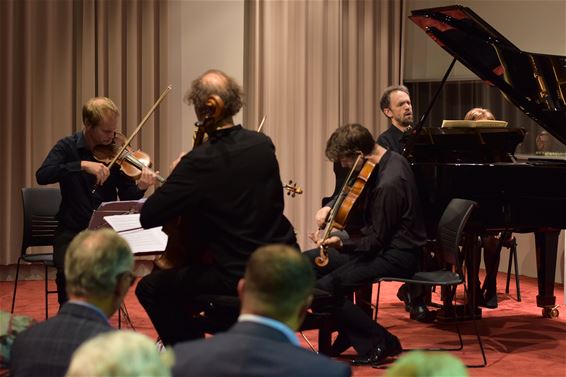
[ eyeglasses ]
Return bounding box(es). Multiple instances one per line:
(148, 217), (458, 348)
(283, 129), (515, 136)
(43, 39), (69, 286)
(119, 271), (136, 287)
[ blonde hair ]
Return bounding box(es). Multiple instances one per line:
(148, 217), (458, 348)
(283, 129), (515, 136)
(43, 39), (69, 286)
(82, 97), (119, 127)
(464, 107), (494, 121)
(66, 331), (174, 377)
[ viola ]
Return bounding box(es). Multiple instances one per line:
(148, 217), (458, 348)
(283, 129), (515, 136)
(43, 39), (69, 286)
(93, 132), (165, 183)
(314, 155), (376, 267)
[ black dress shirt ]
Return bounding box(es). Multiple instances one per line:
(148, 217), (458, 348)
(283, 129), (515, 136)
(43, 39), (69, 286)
(36, 131), (144, 232)
(140, 125), (297, 279)
(341, 150), (427, 255)
(376, 124), (405, 153)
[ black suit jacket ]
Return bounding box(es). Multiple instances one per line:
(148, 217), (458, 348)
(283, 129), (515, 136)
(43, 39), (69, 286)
(172, 321), (351, 377)
(9, 303), (112, 377)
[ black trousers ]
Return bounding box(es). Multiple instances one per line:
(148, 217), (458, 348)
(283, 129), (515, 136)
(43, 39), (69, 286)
(53, 228), (79, 306)
(304, 247), (419, 355)
(135, 264), (238, 346)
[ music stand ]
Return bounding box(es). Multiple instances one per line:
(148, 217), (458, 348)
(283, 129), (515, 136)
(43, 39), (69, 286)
(88, 200), (146, 230)
(88, 199), (159, 330)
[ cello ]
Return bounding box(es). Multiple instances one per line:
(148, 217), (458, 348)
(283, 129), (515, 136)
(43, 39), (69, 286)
(153, 95), (225, 270)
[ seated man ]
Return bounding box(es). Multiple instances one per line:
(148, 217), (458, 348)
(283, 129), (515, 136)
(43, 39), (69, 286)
(306, 123), (428, 365)
(9, 229), (135, 377)
(172, 244), (351, 377)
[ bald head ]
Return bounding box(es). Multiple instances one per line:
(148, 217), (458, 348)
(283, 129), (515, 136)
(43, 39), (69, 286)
(185, 69), (244, 119)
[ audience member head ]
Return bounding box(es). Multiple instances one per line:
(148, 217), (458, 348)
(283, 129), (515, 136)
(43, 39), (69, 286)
(379, 85), (413, 129)
(64, 229), (134, 317)
(464, 107), (494, 121)
(66, 331), (174, 377)
(385, 351), (468, 377)
(325, 123), (376, 170)
(184, 69), (244, 124)
(238, 244), (315, 331)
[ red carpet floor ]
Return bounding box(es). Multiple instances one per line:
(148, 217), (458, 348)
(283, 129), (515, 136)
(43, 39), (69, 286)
(2, 269), (564, 376)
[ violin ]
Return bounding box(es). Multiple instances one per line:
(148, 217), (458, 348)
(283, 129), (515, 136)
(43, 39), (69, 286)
(314, 155), (376, 267)
(90, 86), (172, 193)
(93, 132), (165, 183)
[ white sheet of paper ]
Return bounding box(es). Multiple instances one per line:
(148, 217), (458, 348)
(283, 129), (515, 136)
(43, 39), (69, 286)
(103, 214), (168, 254)
(103, 213), (143, 232)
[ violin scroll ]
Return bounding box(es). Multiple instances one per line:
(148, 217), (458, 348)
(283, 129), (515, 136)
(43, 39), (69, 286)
(284, 180), (303, 197)
(193, 95), (225, 147)
(314, 246), (329, 267)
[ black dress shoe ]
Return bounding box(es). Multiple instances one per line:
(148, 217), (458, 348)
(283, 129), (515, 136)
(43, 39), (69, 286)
(484, 291), (498, 309)
(351, 337), (402, 366)
(396, 284), (411, 312)
(409, 304), (437, 323)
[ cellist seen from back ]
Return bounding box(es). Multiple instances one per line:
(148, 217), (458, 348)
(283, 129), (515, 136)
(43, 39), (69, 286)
(136, 69), (297, 346)
(304, 123), (427, 366)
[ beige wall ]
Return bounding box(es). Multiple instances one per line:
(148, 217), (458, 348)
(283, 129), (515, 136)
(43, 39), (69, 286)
(163, 0), (244, 166)
(404, 0), (565, 284)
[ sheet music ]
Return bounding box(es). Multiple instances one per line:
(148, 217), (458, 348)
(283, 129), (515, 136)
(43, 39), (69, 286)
(103, 214), (168, 254)
(104, 214), (144, 232)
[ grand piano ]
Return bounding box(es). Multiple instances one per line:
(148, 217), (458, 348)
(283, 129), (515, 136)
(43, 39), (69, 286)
(405, 5), (566, 317)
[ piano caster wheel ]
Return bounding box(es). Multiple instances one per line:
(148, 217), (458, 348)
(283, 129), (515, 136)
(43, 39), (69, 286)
(542, 306), (559, 318)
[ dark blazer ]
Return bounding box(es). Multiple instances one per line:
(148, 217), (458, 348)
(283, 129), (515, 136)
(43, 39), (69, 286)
(9, 303), (112, 377)
(172, 321), (351, 377)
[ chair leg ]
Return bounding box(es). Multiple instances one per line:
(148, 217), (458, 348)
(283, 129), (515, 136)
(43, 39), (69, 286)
(44, 264), (49, 319)
(505, 247), (513, 294)
(11, 258), (22, 313)
(374, 282), (382, 321)
(463, 283), (488, 368)
(299, 331), (318, 353)
(512, 243), (521, 302)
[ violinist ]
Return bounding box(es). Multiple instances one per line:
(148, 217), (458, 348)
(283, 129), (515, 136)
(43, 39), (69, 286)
(135, 69), (297, 346)
(36, 97), (158, 306)
(304, 123), (427, 366)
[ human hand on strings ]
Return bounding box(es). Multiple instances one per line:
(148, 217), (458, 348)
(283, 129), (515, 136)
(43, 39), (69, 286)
(137, 166), (159, 190)
(82, 161), (110, 185)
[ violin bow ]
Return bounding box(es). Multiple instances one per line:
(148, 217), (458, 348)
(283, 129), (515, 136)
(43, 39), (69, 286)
(107, 85), (173, 171)
(256, 115), (267, 133)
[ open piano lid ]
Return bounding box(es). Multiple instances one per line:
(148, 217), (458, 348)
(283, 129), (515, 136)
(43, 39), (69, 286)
(409, 5), (566, 145)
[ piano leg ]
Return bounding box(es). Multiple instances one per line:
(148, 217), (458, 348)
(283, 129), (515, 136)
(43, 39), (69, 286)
(534, 230), (560, 318)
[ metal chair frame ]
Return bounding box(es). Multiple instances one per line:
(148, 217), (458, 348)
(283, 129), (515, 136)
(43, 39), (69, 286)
(373, 198), (487, 368)
(11, 187), (61, 319)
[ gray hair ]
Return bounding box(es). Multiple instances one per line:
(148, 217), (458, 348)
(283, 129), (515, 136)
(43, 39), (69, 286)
(379, 85), (410, 112)
(65, 229), (133, 298)
(66, 331), (174, 377)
